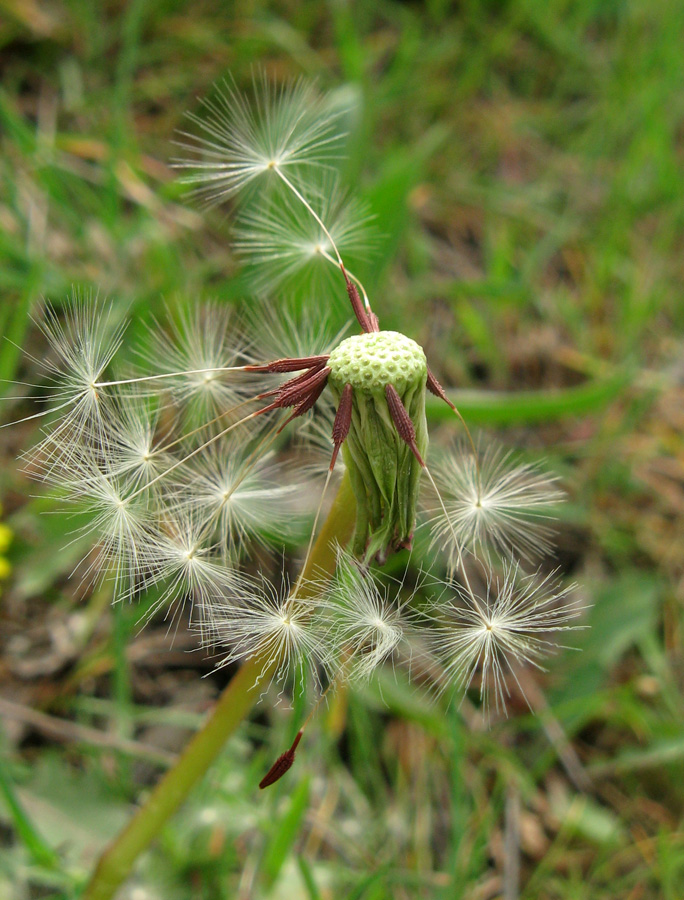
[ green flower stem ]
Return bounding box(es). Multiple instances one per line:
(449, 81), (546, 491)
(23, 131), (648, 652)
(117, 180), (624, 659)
(83, 473), (356, 900)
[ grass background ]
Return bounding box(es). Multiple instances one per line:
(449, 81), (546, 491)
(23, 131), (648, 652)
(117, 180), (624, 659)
(1, 1), (683, 898)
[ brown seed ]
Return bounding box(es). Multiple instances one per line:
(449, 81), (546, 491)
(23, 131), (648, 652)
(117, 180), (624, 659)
(246, 355), (330, 374)
(259, 731), (303, 789)
(385, 384), (425, 466)
(426, 366), (455, 410)
(330, 383), (353, 470)
(342, 266), (378, 334)
(257, 366), (330, 416)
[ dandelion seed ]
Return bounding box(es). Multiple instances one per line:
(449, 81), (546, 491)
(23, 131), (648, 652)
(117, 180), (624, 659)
(173, 73), (346, 205)
(429, 564), (582, 714)
(244, 298), (346, 371)
(36, 292), (126, 410)
(168, 444), (301, 557)
(206, 575), (330, 688)
(258, 730), (303, 789)
(235, 174), (374, 297)
(19, 292), (126, 481)
(94, 391), (170, 490)
(294, 405), (346, 481)
(141, 304), (249, 422)
(426, 443), (565, 566)
(325, 549), (410, 681)
(44, 454), (151, 599)
(136, 511), (248, 637)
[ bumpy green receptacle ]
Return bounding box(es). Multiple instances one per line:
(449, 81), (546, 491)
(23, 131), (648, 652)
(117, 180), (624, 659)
(327, 331), (428, 563)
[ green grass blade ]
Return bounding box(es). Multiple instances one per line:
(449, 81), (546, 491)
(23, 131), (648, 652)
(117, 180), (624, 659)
(297, 853), (323, 900)
(426, 371), (631, 426)
(261, 777), (310, 888)
(0, 762), (59, 869)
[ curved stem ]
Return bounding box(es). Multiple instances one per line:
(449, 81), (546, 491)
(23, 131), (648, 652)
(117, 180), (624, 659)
(83, 473), (356, 900)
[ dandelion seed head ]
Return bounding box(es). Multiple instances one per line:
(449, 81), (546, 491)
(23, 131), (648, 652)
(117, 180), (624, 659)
(11, 73), (581, 737)
(328, 331), (427, 396)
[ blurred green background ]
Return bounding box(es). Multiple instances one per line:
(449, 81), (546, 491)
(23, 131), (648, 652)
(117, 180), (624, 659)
(1, 1), (683, 898)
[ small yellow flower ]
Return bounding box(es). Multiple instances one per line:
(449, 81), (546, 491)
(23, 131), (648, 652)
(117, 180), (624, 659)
(0, 511), (12, 579)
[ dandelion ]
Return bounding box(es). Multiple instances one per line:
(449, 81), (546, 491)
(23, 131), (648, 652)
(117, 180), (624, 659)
(0, 510), (11, 581)
(10, 72), (580, 798)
